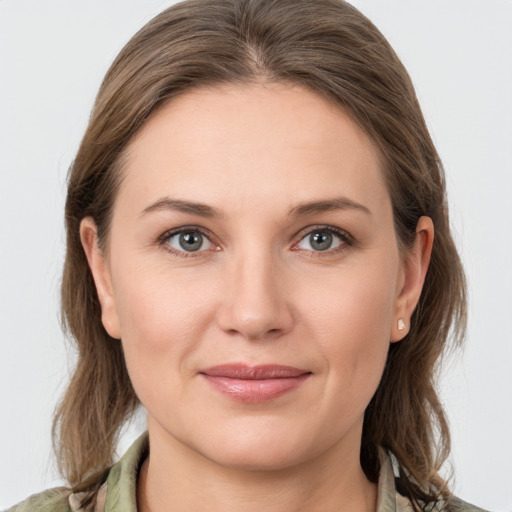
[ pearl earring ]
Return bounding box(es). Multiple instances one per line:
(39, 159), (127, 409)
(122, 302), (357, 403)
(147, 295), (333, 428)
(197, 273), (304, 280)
(398, 318), (406, 331)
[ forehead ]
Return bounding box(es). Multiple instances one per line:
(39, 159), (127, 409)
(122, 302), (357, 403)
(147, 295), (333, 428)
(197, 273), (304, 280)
(117, 83), (389, 218)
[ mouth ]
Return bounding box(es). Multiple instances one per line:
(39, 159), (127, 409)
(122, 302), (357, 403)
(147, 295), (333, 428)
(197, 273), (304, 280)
(199, 364), (312, 403)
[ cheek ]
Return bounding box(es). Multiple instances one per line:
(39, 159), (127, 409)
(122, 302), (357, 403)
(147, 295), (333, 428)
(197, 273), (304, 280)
(296, 256), (398, 408)
(110, 260), (219, 401)
(300, 255), (398, 341)
(113, 251), (216, 337)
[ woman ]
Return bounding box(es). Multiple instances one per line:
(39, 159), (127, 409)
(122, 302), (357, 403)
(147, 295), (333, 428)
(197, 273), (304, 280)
(6, 0), (490, 510)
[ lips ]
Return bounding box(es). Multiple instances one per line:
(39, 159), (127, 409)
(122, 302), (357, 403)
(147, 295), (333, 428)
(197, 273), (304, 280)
(199, 364), (311, 403)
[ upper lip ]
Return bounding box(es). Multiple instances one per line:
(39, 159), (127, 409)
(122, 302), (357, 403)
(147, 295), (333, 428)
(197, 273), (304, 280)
(199, 364), (310, 379)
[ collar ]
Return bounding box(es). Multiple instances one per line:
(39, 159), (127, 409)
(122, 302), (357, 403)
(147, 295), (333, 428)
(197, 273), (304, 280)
(71, 432), (409, 511)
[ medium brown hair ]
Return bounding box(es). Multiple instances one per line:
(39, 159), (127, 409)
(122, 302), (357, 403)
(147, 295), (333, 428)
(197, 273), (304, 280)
(55, 0), (466, 508)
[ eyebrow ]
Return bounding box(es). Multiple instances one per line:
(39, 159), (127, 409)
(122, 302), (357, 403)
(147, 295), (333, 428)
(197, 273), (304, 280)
(288, 197), (372, 217)
(141, 198), (222, 218)
(140, 195), (371, 219)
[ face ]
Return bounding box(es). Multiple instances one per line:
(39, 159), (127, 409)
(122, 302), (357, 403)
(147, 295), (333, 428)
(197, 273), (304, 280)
(82, 83), (431, 472)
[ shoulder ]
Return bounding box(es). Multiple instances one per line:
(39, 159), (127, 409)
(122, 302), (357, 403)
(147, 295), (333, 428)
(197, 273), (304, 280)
(396, 491), (490, 512)
(4, 487), (72, 512)
(4, 433), (148, 512)
(400, 492), (491, 511)
(446, 495), (491, 512)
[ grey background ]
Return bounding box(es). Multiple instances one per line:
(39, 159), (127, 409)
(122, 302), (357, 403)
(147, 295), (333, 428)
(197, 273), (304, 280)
(1, 1), (511, 510)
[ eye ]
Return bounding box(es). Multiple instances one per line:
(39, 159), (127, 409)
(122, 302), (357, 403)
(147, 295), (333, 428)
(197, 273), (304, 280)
(161, 228), (216, 256)
(294, 227), (350, 253)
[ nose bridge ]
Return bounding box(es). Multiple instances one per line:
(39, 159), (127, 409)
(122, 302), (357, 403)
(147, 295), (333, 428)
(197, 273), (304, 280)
(217, 242), (293, 340)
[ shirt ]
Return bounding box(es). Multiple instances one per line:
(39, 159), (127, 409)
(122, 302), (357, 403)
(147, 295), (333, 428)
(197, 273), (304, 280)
(5, 433), (488, 512)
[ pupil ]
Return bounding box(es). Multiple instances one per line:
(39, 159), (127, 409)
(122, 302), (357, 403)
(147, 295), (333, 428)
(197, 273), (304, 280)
(179, 232), (202, 251)
(311, 231), (332, 251)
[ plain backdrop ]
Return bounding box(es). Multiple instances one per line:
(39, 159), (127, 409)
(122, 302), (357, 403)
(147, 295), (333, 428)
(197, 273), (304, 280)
(1, 1), (511, 510)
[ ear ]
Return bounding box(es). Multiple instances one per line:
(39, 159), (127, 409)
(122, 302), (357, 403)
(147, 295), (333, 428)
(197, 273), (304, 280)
(390, 216), (434, 342)
(80, 217), (121, 339)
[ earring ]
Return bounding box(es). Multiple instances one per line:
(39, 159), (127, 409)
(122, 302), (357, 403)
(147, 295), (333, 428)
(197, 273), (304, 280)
(397, 318), (406, 331)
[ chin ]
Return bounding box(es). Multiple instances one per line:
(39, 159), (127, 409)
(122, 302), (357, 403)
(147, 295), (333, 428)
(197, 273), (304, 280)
(203, 443), (308, 472)
(186, 421), (329, 473)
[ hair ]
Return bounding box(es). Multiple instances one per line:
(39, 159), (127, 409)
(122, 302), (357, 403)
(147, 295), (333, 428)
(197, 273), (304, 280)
(54, 0), (466, 509)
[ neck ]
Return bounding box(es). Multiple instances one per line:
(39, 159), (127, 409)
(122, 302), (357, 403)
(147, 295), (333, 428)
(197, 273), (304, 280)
(137, 422), (377, 512)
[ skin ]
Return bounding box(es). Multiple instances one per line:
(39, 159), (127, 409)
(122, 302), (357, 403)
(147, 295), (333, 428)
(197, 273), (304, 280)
(81, 83), (433, 512)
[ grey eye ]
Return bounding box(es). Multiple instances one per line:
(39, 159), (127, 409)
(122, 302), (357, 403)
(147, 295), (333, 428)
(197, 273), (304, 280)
(297, 229), (343, 252)
(310, 231), (333, 251)
(167, 230), (212, 252)
(179, 232), (203, 251)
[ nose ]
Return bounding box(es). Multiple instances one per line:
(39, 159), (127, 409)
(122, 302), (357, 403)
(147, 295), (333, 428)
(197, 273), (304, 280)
(215, 250), (294, 341)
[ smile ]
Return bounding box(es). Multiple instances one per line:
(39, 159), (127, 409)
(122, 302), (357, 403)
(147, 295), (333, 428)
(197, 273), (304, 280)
(199, 364), (312, 403)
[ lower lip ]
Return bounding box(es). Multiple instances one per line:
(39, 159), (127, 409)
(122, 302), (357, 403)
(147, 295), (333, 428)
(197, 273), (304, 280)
(201, 374), (310, 403)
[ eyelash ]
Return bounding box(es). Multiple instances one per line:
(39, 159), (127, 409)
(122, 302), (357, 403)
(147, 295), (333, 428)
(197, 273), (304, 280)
(157, 225), (354, 259)
(157, 226), (216, 259)
(292, 225), (354, 258)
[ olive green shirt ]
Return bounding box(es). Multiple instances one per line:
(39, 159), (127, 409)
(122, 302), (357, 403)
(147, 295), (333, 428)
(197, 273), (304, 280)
(5, 433), (488, 512)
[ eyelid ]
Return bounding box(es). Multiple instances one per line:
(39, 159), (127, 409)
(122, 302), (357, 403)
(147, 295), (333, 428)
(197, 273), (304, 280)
(157, 224), (354, 258)
(291, 225), (354, 253)
(157, 226), (220, 257)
